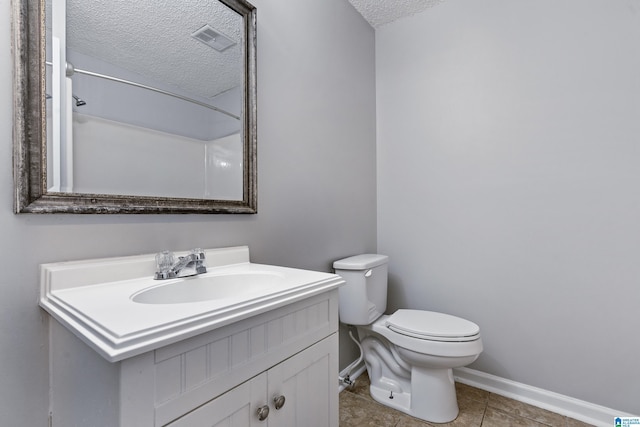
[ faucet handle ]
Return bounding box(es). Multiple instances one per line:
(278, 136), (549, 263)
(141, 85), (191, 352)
(155, 250), (176, 279)
(156, 250), (176, 268)
(190, 248), (207, 274)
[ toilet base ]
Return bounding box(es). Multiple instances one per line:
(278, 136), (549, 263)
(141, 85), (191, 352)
(368, 367), (459, 424)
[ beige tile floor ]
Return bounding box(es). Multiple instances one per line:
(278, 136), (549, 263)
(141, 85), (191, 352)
(339, 373), (594, 427)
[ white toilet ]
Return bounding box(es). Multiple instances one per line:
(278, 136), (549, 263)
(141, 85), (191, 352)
(334, 254), (483, 423)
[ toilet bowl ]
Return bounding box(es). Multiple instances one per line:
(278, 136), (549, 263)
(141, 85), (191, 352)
(334, 254), (482, 424)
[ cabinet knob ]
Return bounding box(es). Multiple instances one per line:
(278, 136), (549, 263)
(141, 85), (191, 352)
(257, 405), (270, 421)
(273, 395), (286, 410)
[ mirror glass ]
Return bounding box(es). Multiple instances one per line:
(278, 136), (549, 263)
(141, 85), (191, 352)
(13, 0), (257, 213)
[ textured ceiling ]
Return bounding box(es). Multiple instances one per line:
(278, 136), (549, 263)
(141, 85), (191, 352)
(53, 0), (442, 100)
(64, 0), (243, 99)
(348, 0), (445, 28)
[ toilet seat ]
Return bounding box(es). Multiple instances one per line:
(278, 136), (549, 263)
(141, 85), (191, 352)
(386, 309), (480, 342)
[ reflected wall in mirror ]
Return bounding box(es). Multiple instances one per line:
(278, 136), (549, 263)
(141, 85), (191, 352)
(13, 0), (257, 213)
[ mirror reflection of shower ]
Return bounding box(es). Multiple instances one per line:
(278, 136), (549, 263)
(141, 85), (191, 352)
(72, 94), (86, 106)
(44, 91), (87, 107)
(44, 0), (246, 201)
(45, 61), (87, 106)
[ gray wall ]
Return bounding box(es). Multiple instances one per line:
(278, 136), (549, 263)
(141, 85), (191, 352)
(376, 0), (640, 414)
(0, 0), (376, 425)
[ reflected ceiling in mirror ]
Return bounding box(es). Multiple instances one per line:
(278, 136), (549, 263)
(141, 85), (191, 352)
(13, 0), (257, 213)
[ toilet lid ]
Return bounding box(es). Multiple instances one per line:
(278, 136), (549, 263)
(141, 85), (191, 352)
(386, 309), (480, 342)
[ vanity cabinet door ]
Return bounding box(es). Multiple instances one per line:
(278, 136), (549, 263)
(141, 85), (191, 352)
(267, 334), (338, 427)
(166, 372), (267, 427)
(166, 333), (338, 427)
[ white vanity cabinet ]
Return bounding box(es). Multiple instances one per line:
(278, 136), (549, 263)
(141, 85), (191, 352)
(48, 290), (339, 427)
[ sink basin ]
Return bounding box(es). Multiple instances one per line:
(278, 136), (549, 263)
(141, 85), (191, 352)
(132, 271), (287, 304)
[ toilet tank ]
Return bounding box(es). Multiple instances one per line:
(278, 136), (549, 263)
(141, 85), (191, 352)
(333, 254), (388, 325)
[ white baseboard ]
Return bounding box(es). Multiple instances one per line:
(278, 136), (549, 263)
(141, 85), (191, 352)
(454, 367), (636, 427)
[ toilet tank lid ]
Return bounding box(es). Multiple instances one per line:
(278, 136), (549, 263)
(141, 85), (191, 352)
(333, 254), (388, 270)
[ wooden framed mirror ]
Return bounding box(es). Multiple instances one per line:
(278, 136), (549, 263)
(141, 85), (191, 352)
(13, 0), (257, 213)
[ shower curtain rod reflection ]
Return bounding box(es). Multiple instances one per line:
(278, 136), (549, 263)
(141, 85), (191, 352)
(45, 61), (240, 120)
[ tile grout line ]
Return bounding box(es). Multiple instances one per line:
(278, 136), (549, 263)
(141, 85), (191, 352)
(478, 398), (488, 427)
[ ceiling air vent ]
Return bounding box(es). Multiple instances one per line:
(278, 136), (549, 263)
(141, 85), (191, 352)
(191, 25), (237, 52)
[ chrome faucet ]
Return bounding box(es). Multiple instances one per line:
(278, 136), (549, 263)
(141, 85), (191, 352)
(154, 249), (207, 280)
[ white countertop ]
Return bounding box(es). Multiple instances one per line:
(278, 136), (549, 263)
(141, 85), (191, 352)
(40, 246), (344, 362)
